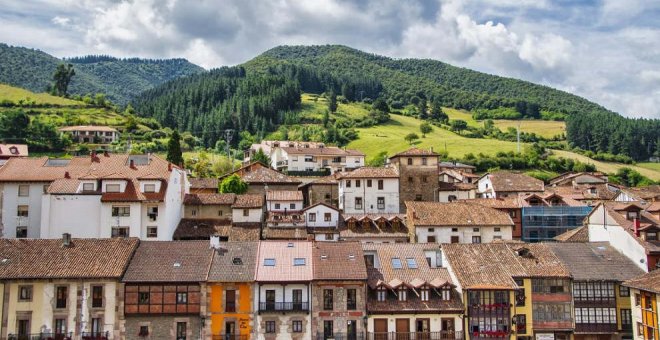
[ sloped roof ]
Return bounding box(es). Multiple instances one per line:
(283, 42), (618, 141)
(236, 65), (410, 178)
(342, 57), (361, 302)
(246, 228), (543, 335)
(483, 171), (544, 193)
(122, 241), (213, 282)
(313, 242), (367, 280)
(339, 166), (399, 179)
(172, 218), (232, 240)
(233, 194), (264, 208)
(0, 144), (28, 157)
(461, 197), (522, 209)
(390, 147), (439, 158)
(255, 241), (313, 282)
(184, 193), (236, 205)
(547, 242), (644, 281)
(266, 190), (303, 201)
(406, 201), (514, 226)
(208, 242), (259, 282)
(553, 226), (589, 243)
(189, 178), (219, 189)
(58, 125), (118, 132)
(624, 269), (660, 294)
(619, 185), (660, 201)
(0, 238), (138, 280)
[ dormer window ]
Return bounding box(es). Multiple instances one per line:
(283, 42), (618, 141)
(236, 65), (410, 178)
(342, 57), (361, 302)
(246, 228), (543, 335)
(9, 146), (19, 154)
(377, 286), (387, 301)
(82, 183), (95, 192)
(398, 287), (407, 301)
(143, 184), (156, 193)
(420, 286), (429, 301)
(626, 211), (639, 220)
(105, 184), (121, 193)
(441, 288), (451, 300)
(645, 232), (658, 241)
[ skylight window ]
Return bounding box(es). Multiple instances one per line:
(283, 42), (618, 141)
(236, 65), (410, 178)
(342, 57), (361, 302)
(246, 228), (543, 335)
(293, 258), (306, 266)
(406, 258), (418, 269)
(232, 257), (243, 265)
(264, 258), (276, 266)
(391, 258), (402, 269)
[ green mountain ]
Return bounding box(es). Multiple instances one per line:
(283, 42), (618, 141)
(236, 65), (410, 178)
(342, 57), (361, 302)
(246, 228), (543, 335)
(0, 43), (204, 105)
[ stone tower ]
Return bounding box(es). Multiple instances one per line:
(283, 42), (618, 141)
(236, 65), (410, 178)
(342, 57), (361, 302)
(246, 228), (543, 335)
(388, 147), (440, 212)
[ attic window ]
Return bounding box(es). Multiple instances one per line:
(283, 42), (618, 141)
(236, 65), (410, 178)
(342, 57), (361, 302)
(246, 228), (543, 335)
(391, 258), (402, 269)
(293, 258), (306, 266)
(232, 257), (243, 265)
(173, 262), (181, 268)
(348, 254), (355, 260)
(264, 258), (276, 266)
(9, 146), (18, 154)
(406, 258), (418, 269)
(320, 255), (328, 260)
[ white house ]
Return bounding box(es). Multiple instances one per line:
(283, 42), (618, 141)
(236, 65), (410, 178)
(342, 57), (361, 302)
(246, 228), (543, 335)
(266, 190), (303, 213)
(586, 202), (660, 272)
(406, 201), (514, 244)
(278, 146), (365, 174)
(477, 171), (544, 198)
(303, 203), (340, 241)
(0, 153), (186, 240)
(58, 125), (119, 144)
(231, 194), (265, 224)
(254, 241), (313, 340)
(338, 167), (400, 214)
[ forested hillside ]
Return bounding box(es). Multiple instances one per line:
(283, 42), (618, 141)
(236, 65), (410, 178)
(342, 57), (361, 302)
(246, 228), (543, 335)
(0, 44), (203, 104)
(131, 67), (301, 146)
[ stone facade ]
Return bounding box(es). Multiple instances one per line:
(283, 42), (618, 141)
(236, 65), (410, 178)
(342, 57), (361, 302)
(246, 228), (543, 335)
(303, 183), (339, 207)
(311, 281), (366, 338)
(247, 183), (299, 195)
(123, 315), (202, 340)
(389, 153), (439, 212)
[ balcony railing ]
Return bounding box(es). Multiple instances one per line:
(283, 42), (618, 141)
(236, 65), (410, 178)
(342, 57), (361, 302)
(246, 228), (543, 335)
(317, 333), (364, 340)
(259, 301), (309, 313)
(366, 331), (463, 340)
(8, 333), (73, 340)
(81, 332), (109, 340)
(212, 335), (248, 340)
(225, 301), (236, 312)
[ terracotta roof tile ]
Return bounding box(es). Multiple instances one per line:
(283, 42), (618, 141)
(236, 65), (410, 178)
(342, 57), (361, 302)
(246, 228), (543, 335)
(122, 241), (213, 282)
(547, 242), (644, 281)
(461, 198), (522, 209)
(184, 193), (236, 205)
(623, 269), (660, 294)
(443, 243), (523, 290)
(339, 166), (399, 179)
(0, 144), (28, 157)
(208, 241), (259, 282)
(262, 227), (308, 240)
(172, 218), (232, 240)
(313, 242), (367, 280)
(266, 190), (303, 201)
(232, 194), (264, 208)
(255, 241), (313, 282)
(0, 238), (138, 279)
(390, 147), (439, 158)
(619, 185), (660, 201)
(484, 171), (544, 192)
(189, 177), (218, 189)
(406, 201), (514, 226)
(553, 226), (589, 242)
(58, 125), (118, 132)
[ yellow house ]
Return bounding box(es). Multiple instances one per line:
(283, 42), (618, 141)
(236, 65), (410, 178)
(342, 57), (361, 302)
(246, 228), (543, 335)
(0, 237), (138, 339)
(207, 241), (258, 339)
(624, 269), (660, 340)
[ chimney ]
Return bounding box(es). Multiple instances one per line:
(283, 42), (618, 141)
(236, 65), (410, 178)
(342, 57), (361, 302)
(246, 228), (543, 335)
(64, 171), (70, 179)
(129, 159), (135, 169)
(633, 218), (640, 237)
(62, 233), (72, 247)
(103, 150), (109, 157)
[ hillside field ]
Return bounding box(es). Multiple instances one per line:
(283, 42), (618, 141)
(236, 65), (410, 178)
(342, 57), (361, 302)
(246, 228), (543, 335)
(349, 113), (660, 180)
(0, 84), (82, 106)
(444, 107), (566, 138)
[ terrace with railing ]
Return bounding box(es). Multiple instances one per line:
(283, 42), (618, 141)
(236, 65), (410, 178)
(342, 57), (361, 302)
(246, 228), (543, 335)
(365, 331), (463, 340)
(258, 301), (309, 313)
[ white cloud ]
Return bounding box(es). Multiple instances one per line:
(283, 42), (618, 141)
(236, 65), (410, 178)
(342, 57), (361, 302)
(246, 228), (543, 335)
(51, 16), (71, 26)
(518, 33), (572, 70)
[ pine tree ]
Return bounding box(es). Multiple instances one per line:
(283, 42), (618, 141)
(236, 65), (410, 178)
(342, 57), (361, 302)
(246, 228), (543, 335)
(166, 130), (184, 166)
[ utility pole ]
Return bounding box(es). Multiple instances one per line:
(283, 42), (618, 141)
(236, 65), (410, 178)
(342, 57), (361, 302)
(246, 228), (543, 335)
(359, 90), (365, 102)
(223, 129), (235, 171)
(516, 121), (521, 153)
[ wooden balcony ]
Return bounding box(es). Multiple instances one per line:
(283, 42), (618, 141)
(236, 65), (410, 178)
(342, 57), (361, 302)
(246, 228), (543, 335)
(258, 301), (309, 313)
(574, 323), (617, 334)
(366, 331), (463, 340)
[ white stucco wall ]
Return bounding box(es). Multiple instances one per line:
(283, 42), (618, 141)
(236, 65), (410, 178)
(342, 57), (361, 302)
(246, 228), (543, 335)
(415, 225), (513, 244)
(438, 190), (475, 202)
(267, 200), (303, 212)
(232, 208), (263, 223)
(1, 182), (50, 238)
(41, 195), (103, 238)
(339, 178), (399, 214)
(304, 205), (339, 228)
(477, 176), (495, 198)
(588, 205), (649, 271)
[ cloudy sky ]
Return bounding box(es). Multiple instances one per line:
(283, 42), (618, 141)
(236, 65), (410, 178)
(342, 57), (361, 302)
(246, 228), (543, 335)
(2, 0), (660, 118)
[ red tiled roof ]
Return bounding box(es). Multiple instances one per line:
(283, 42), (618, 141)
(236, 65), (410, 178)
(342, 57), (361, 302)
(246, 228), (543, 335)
(406, 201), (514, 226)
(255, 241), (313, 282)
(232, 194), (264, 208)
(339, 166), (399, 179)
(624, 269), (660, 294)
(462, 198), (522, 209)
(0, 238), (138, 279)
(0, 144), (28, 157)
(390, 147), (439, 158)
(266, 190), (303, 201)
(313, 242), (367, 280)
(189, 178), (219, 189)
(553, 226), (589, 242)
(184, 193), (236, 205)
(172, 218), (232, 240)
(122, 241), (213, 282)
(483, 171), (544, 192)
(547, 242), (644, 281)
